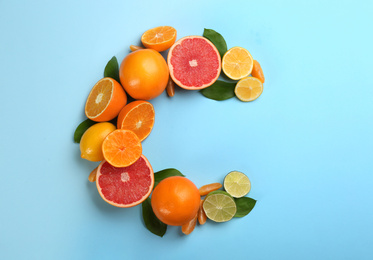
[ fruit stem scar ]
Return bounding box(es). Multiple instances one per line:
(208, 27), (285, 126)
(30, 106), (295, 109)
(95, 93), (103, 104)
(121, 172), (130, 182)
(189, 59), (198, 67)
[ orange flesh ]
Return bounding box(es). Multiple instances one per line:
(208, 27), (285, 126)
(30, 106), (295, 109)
(198, 183), (222, 196)
(143, 26), (175, 44)
(197, 199), (207, 225)
(85, 79), (113, 118)
(181, 214), (197, 235)
(252, 60), (265, 83)
(102, 129), (142, 167)
(118, 101), (155, 142)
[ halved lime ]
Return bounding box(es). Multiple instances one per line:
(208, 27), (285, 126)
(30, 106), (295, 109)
(223, 171), (251, 198)
(202, 191), (237, 222)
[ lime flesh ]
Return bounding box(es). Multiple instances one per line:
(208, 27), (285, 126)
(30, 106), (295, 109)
(203, 192), (237, 222)
(224, 171), (251, 198)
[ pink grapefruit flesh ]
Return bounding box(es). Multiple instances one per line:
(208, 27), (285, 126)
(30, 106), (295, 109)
(167, 36), (221, 90)
(96, 155), (154, 208)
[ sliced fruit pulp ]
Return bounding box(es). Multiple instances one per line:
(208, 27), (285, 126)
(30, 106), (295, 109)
(235, 77), (263, 102)
(223, 47), (253, 80)
(86, 79), (112, 118)
(224, 171), (251, 197)
(169, 37), (220, 88)
(120, 103), (154, 141)
(97, 156), (153, 205)
(102, 130), (142, 167)
(143, 26), (175, 44)
(203, 193), (236, 222)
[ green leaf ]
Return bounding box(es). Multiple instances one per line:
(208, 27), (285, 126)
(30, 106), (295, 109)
(73, 119), (96, 143)
(142, 198), (167, 237)
(234, 197), (257, 218)
(104, 56), (120, 82)
(203, 28), (228, 59)
(200, 80), (236, 101)
(154, 168), (185, 188)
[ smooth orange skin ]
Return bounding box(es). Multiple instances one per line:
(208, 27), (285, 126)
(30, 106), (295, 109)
(151, 176), (200, 226)
(251, 60), (265, 83)
(119, 49), (169, 100)
(85, 78), (127, 122)
(116, 100), (155, 141)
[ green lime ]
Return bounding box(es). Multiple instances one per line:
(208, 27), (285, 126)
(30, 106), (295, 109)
(202, 191), (237, 222)
(223, 171), (251, 198)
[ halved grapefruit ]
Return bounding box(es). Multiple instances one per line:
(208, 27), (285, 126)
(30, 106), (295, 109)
(167, 36), (221, 90)
(96, 155), (154, 208)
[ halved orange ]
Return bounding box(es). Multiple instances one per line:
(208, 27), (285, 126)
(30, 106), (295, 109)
(85, 77), (127, 122)
(234, 77), (263, 102)
(141, 26), (177, 52)
(222, 47), (254, 80)
(102, 129), (142, 167)
(117, 101), (155, 142)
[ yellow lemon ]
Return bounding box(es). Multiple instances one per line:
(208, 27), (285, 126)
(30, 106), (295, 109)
(80, 122), (116, 161)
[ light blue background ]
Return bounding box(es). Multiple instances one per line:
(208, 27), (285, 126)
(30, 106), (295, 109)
(1, 0), (372, 259)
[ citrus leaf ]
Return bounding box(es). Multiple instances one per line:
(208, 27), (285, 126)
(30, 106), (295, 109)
(154, 168), (185, 188)
(234, 197), (256, 218)
(200, 80), (236, 101)
(104, 56), (120, 82)
(203, 28), (228, 59)
(142, 198), (167, 237)
(73, 119), (96, 143)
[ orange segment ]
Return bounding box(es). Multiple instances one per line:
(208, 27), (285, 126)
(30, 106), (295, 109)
(102, 129), (142, 167)
(234, 77), (263, 102)
(251, 60), (265, 83)
(85, 77), (127, 122)
(222, 47), (254, 80)
(117, 101), (155, 142)
(141, 26), (177, 52)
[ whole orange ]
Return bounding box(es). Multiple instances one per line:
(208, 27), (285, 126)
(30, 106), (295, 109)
(151, 176), (200, 226)
(119, 49), (169, 100)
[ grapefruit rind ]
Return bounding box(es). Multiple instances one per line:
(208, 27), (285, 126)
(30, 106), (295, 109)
(96, 155), (154, 208)
(167, 36), (221, 90)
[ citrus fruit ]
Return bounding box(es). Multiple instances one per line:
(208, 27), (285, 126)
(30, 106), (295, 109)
(80, 122), (116, 162)
(151, 176), (200, 226)
(202, 190), (237, 222)
(102, 129), (142, 167)
(234, 77), (263, 102)
(223, 171), (251, 198)
(251, 60), (265, 83)
(85, 77), (127, 122)
(222, 47), (254, 80)
(141, 26), (177, 52)
(167, 36), (221, 90)
(119, 49), (169, 100)
(117, 100), (155, 142)
(96, 155), (154, 208)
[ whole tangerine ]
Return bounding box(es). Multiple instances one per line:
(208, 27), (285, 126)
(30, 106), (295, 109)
(151, 176), (200, 226)
(119, 49), (169, 100)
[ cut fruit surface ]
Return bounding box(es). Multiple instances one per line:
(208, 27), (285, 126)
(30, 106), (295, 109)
(96, 155), (154, 208)
(141, 26), (177, 52)
(102, 129), (142, 167)
(223, 171), (251, 198)
(222, 47), (254, 80)
(117, 101), (155, 142)
(234, 77), (263, 102)
(167, 36), (221, 90)
(85, 77), (127, 122)
(203, 191), (237, 222)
